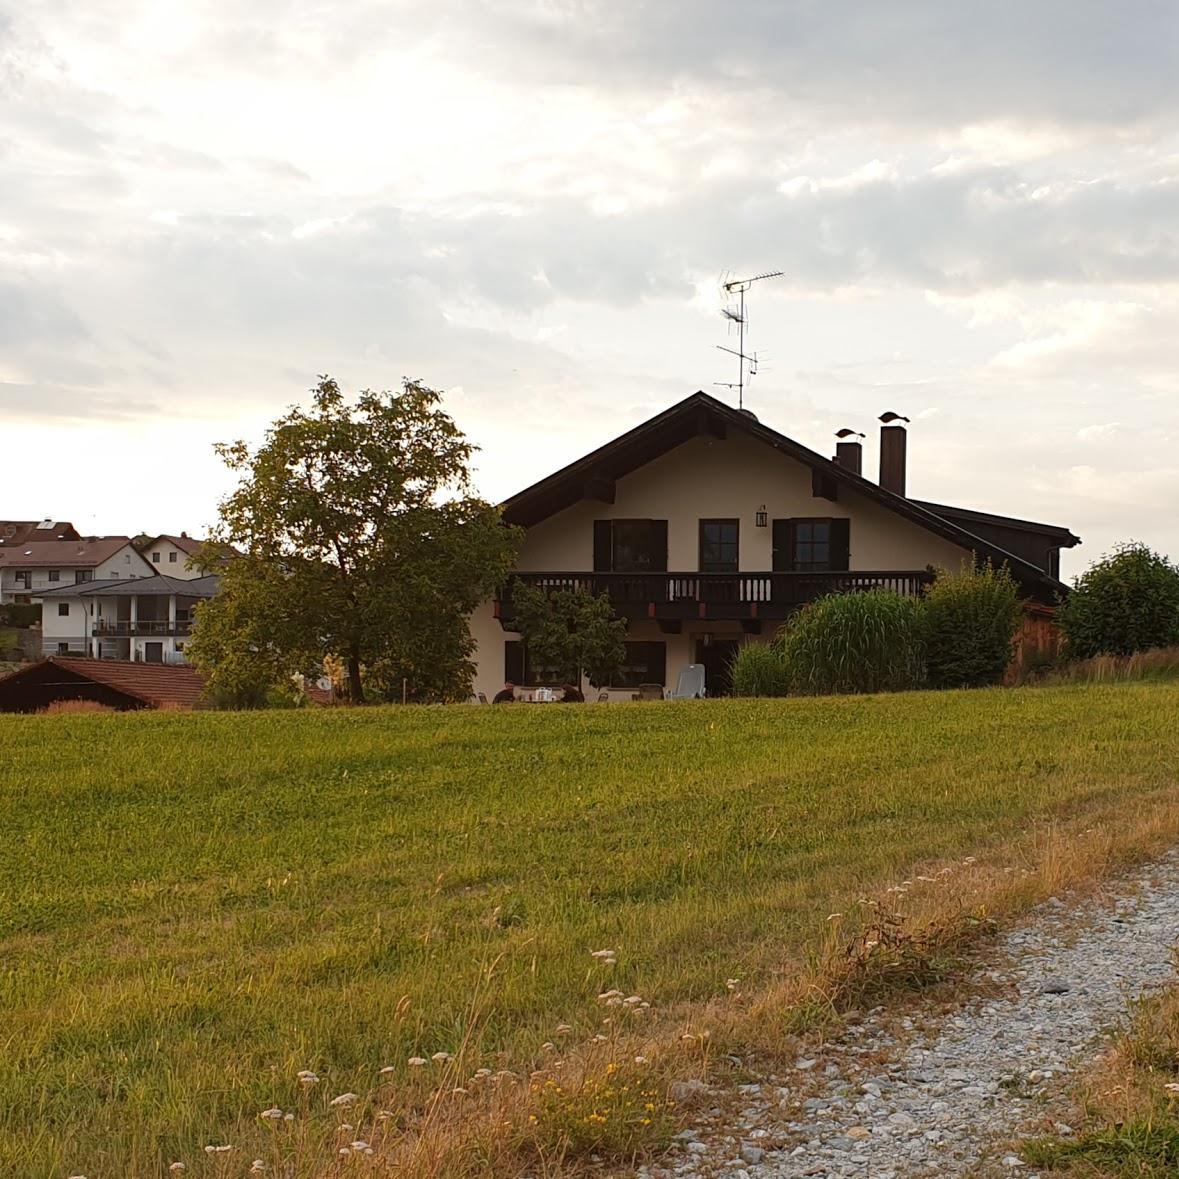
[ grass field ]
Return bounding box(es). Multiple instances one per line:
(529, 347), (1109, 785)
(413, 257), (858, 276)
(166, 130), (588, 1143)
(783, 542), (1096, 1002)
(4, 683), (1179, 1177)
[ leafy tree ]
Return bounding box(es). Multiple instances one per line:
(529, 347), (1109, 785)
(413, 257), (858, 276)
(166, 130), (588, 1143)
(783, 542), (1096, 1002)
(510, 583), (627, 691)
(923, 562), (1023, 688)
(190, 376), (522, 703)
(1057, 542), (1179, 658)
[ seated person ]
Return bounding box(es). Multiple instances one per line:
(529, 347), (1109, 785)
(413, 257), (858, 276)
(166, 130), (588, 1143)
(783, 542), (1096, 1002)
(492, 681), (516, 703)
(560, 683), (584, 703)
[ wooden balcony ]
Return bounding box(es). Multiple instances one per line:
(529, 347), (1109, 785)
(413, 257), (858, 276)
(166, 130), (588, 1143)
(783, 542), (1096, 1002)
(495, 569), (934, 626)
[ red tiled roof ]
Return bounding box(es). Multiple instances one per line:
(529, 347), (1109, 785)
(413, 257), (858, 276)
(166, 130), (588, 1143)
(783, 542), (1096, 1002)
(0, 536), (134, 568)
(44, 658), (207, 708)
(0, 520), (79, 546)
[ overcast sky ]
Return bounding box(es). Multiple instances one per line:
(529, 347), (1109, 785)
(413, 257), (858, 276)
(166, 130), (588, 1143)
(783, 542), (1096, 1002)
(4, 2), (1178, 577)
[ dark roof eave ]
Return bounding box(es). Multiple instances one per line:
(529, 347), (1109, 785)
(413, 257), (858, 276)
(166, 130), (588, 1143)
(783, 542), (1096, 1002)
(911, 499), (1082, 547)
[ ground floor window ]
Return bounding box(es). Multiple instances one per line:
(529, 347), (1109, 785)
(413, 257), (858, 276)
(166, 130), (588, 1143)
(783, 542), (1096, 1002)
(611, 641), (667, 689)
(503, 640), (574, 687)
(57, 642), (69, 654)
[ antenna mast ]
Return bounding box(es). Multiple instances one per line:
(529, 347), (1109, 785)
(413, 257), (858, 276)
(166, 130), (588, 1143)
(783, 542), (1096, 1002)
(715, 270), (783, 410)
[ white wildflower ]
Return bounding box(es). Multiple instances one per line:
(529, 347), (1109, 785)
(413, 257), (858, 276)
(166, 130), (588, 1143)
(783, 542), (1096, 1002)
(634, 1055), (648, 1064)
(350, 1140), (370, 1151)
(431, 1051), (453, 1063)
(555, 1023), (572, 1035)
(283, 1113), (295, 1122)
(260, 1107), (284, 1120)
(250, 1162), (265, 1175)
(590, 949), (616, 959)
(407, 1056), (427, 1067)
(379, 1065), (396, 1075)
(169, 1167), (186, 1175)
(330, 1093), (358, 1107)
(297, 1070), (319, 1086)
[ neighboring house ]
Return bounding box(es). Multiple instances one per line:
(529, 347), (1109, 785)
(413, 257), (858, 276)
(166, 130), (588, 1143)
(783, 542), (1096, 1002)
(0, 657), (207, 713)
(138, 532), (233, 578)
(32, 573), (220, 663)
(0, 537), (154, 605)
(0, 519), (79, 547)
(470, 391), (1080, 701)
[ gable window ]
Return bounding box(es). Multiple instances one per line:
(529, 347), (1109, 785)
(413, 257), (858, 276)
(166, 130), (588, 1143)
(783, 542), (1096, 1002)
(169, 551), (178, 563)
(772, 518), (851, 572)
(152, 552), (160, 564)
(57, 603), (70, 617)
(75, 570), (93, 583)
(699, 519), (739, 573)
(48, 569), (60, 582)
(15, 570), (31, 589)
(592, 519), (668, 573)
(611, 641), (667, 689)
(504, 640), (574, 687)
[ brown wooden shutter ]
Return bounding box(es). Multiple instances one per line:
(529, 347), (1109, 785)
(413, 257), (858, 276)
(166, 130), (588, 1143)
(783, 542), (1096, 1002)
(648, 641), (667, 686)
(593, 520), (612, 572)
(650, 520), (668, 572)
(829, 518), (851, 571)
(504, 640), (524, 683)
(772, 519), (793, 572)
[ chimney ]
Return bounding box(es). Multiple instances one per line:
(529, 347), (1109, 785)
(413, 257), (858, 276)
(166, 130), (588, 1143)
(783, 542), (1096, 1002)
(834, 440), (862, 475)
(878, 411), (910, 496)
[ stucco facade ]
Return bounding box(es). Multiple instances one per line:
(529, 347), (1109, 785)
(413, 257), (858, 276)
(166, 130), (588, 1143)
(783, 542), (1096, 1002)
(0, 542), (153, 604)
(471, 430), (973, 702)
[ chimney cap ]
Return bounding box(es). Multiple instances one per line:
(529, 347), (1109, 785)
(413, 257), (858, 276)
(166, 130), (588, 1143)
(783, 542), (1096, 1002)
(835, 428), (865, 439)
(879, 411), (910, 424)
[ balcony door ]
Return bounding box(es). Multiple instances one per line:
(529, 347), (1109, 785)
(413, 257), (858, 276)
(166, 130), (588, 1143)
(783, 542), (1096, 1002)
(593, 519), (668, 573)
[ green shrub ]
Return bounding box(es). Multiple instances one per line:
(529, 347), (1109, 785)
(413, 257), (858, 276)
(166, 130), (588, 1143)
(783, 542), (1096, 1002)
(781, 590), (926, 695)
(923, 563), (1022, 688)
(0, 604), (39, 628)
(1058, 543), (1179, 659)
(730, 640), (790, 697)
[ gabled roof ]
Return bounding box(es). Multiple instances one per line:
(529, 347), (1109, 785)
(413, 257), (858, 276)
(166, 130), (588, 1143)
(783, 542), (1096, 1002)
(139, 534), (239, 565)
(0, 657), (207, 710)
(0, 536), (136, 569)
(501, 390), (1071, 602)
(33, 574), (221, 599)
(911, 500), (1081, 548)
(0, 520), (79, 546)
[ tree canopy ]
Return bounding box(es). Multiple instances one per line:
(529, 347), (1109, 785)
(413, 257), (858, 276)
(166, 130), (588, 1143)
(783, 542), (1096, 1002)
(188, 376), (522, 703)
(510, 583), (627, 691)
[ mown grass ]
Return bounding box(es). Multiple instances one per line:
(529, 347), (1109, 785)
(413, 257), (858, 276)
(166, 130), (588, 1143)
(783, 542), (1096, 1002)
(1023, 981), (1179, 1176)
(3, 683), (1179, 1177)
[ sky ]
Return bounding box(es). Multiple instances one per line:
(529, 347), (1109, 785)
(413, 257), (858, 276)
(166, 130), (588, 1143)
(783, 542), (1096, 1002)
(4, 1), (1178, 579)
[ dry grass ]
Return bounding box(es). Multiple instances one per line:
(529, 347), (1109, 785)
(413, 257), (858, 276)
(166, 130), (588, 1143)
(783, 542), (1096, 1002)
(1040, 646), (1179, 685)
(1023, 980), (1179, 1175)
(40, 698), (114, 714)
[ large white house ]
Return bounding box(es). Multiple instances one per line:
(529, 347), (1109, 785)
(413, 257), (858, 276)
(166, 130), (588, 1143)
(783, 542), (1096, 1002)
(469, 392), (1080, 701)
(0, 536), (153, 605)
(33, 574), (220, 663)
(139, 533), (227, 578)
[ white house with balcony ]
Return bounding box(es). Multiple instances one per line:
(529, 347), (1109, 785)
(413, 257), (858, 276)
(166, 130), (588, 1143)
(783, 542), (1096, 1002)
(33, 574), (220, 663)
(0, 536), (153, 605)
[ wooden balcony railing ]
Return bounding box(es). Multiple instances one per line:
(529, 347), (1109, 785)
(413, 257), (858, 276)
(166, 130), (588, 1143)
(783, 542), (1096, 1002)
(496, 569), (934, 623)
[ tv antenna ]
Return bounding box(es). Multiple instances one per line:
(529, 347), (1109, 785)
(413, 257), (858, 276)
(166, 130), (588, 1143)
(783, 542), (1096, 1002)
(715, 269), (783, 410)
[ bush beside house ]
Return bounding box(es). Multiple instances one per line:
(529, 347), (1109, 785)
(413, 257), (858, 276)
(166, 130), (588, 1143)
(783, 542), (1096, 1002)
(1057, 543), (1179, 659)
(924, 563), (1022, 688)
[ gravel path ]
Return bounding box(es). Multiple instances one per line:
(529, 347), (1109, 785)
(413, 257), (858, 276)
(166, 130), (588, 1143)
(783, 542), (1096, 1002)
(655, 851), (1179, 1179)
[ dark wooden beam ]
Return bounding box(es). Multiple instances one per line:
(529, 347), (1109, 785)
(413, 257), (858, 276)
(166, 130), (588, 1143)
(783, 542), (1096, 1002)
(657, 619), (682, 634)
(740, 618), (762, 635)
(695, 408), (727, 440)
(584, 475), (615, 504)
(812, 468), (839, 502)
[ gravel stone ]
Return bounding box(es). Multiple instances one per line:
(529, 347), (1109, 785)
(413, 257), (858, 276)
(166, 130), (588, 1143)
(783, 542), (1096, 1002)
(678, 851), (1179, 1177)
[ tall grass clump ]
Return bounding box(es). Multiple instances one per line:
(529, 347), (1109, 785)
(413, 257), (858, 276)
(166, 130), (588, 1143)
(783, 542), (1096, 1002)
(1038, 646), (1179, 685)
(924, 562), (1022, 688)
(729, 640), (789, 697)
(780, 590), (925, 695)
(1058, 542), (1179, 658)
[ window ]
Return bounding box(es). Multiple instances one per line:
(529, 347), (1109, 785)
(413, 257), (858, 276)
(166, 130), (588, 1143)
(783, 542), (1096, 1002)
(504, 640), (574, 687)
(592, 519), (668, 573)
(57, 603), (70, 617)
(792, 520), (831, 571)
(771, 518), (850, 572)
(48, 569), (60, 583)
(57, 642), (70, 654)
(75, 570), (93, 583)
(15, 570), (30, 589)
(611, 641), (667, 689)
(124, 554), (131, 563)
(109, 572), (119, 579)
(169, 551), (178, 563)
(699, 519), (739, 573)
(152, 552), (160, 564)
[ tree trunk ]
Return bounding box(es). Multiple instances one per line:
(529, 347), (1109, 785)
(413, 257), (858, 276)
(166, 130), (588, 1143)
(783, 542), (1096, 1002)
(347, 650), (365, 704)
